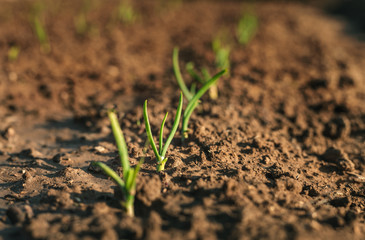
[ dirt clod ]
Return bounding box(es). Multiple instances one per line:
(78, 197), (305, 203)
(323, 117), (351, 139)
(321, 147), (355, 171)
(6, 205), (33, 224)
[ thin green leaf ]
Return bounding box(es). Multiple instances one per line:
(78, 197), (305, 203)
(182, 70), (226, 137)
(125, 168), (134, 191)
(161, 92), (183, 157)
(201, 67), (211, 82)
(185, 69), (226, 117)
(108, 110), (130, 177)
(173, 47), (193, 101)
(159, 112), (168, 155)
(33, 17), (47, 44)
(190, 83), (196, 95)
(92, 162), (125, 190)
(143, 100), (161, 163)
(182, 100), (199, 134)
(186, 62), (204, 84)
(237, 13), (258, 45)
(130, 158), (144, 191)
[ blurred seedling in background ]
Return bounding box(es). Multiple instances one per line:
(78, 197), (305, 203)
(212, 34), (231, 75)
(187, 32), (231, 100)
(31, 1), (51, 54)
(143, 93), (183, 171)
(116, 0), (137, 24)
(92, 110), (143, 217)
(173, 47), (226, 140)
(74, 0), (98, 37)
(8, 46), (20, 61)
(237, 10), (258, 45)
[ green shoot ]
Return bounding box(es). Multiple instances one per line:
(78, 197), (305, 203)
(212, 37), (230, 74)
(172, 47), (226, 140)
(92, 110), (143, 217)
(116, 0), (137, 24)
(143, 93), (183, 171)
(237, 11), (258, 45)
(173, 48), (193, 101)
(8, 46), (20, 61)
(74, 0), (97, 36)
(210, 36), (231, 99)
(74, 12), (89, 36)
(31, 1), (50, 54)
(182, 69), (225, 139)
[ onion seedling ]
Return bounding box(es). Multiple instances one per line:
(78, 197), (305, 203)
(116, 0), (137, 23)
(237, 11), (258, 45)
(212, 37), (230, 75)
(31, 2), (50, 54)
(173, 47), (226, 140)
(143, 93), (183, 172)
(92, 110), (143, 217)
(8, 46), (20, 61)
(74, 0), (98, 36)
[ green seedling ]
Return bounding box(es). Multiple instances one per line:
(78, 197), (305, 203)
(208, 36), (231, 99)
(31, 1), (50, 54)
(74, 11), (89, 35)
(74, 0), (97, 36)
(92, 110), (143, 217)
(186, 64), (219, 100)
(33, 17), (50, 53)
(172, 47), (226, 140)
(32, 17), (50, 53)
(143, 93), (183, 171)
(8, 46), (20, 61)
(237, 11), (258, 45)
(212, 37), (230, 74)
(183, 38), (229, 101)
(116, 0), (137, 23)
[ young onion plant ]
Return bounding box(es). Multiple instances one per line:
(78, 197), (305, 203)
(237, 11), (258, 45)
(116, 0), (137, 24)
(143, 93), (183, 172)
(92, 110), (143, 217)
(173, 47), (226, 140)
(185, 36), (230, 101)
(31, 2), (50, 54)
(8, 46), (20, 61)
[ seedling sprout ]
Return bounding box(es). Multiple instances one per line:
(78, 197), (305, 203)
(92, 110), (143, 217)
(74, 0), (98, 36)
(116, 0), (137, 23)
(8, 46), (20, 61)
(31, 2), (50, 54)
(212, 36), (230, 75)
(172, 47), (226, 140)
(237, 11), (258, 45)
(143, 93), (183, 171)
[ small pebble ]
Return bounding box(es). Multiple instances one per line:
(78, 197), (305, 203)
(107, 66), (119, 77)
(3, 127), (16, 140)
(94, 146), (108, 153)
(8, 72), (18, 82)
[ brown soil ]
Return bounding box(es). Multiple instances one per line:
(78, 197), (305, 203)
(1, 1), (365, 239)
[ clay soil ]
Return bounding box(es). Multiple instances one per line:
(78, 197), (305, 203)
(0, 1), (365, 239)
